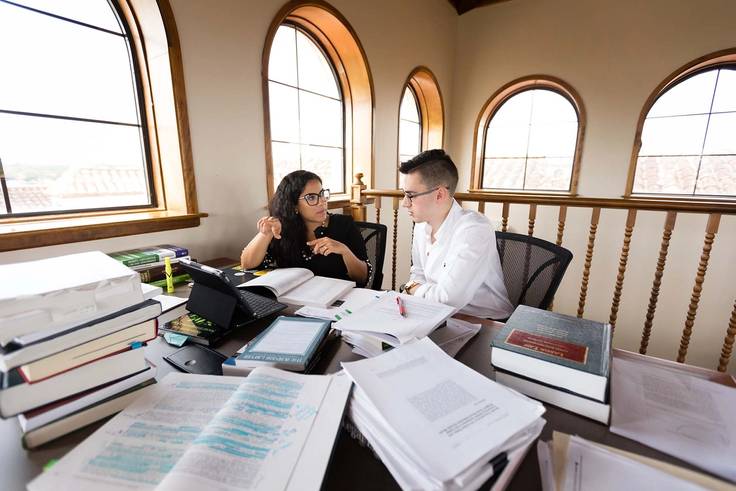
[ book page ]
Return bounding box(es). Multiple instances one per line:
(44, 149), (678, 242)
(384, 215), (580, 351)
(249, 319), (323, 355)
(28, 374), (241, 491)
(240, 268), (313, 297)
(155, 368), (337, 491)
(278, 275), (355, 308)
(341, 338), (545, 485)
(295, 288), (385, 321)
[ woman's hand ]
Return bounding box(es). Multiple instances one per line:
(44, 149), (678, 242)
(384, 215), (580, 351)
(306, 237), (348, 256)
(257, 216), (282, 239)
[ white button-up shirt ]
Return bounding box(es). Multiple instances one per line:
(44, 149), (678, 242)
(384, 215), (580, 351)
(410, 200), (514, 319)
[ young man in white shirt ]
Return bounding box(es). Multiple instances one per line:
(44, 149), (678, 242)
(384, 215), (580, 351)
(400, 149), (514, 320)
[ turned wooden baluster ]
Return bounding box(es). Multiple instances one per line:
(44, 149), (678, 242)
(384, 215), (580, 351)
(556, 206), (567, 246)
(527, 204), (537, 236)
(501, 203), (510, 232)
(477, 201), (485, 214)
(609, 209), (637, 332)
(374, 196), (381, 224)
(677, 214), (720, 363)
(640, 211), (676, 354)
(391, 197), (400, 291)
(718, 300), (736, 372)
(577, 208), (601, 318)
(548, 206), (568, 311)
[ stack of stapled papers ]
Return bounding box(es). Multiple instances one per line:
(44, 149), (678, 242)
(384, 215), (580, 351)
(341, 338), (546, 491)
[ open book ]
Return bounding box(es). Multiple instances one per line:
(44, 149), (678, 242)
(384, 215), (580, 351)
(29, 369), (352, 491)
(239, 268), (355, 308)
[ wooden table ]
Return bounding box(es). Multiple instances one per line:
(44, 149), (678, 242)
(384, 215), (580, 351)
(1, 297), (716, 490)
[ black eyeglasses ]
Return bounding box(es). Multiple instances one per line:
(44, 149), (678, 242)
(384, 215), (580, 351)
(299, 189), (330, 206)
(402, 187), (439, 203)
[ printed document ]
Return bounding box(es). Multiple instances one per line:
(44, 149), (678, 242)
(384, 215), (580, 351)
(334, 293), (455, 345)
(610, 350), (736, 481)
(342, 338), (545, 486)
(28, 369), (352, 491)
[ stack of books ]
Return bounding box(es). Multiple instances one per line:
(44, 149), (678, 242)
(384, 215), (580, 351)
(0, 251), (160, 448)
(342, 338), (546, 490)
(108, 244), (191, 288)
(491, 305), (612, 424)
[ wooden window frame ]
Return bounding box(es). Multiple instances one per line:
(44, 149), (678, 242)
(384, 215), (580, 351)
(469, 75), (585, 195)
(624, 48), (736, 202)
(0, 0), (204, 252)
(262, 1), (374, 208)
(396, 66), (445, 186)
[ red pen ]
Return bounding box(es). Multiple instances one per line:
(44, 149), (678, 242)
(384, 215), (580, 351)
(396, 296), (406, 317)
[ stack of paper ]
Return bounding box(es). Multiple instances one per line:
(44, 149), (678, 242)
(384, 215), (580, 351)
(342, 338), (546, 490)
(537, 432), (735, 491)
(335, 292), (455, 358)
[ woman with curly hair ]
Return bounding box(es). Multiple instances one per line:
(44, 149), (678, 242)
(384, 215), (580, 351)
(241, 170), (369, 285)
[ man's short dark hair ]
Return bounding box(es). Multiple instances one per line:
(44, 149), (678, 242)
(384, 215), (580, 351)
(399, 149), (459, 195)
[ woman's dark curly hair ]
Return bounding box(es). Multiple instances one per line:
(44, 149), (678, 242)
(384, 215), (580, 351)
(268, 170), (322, 267)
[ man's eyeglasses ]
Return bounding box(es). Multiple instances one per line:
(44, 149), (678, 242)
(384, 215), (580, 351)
(299, 189), (330, 206)
(402, 187), (439, 203)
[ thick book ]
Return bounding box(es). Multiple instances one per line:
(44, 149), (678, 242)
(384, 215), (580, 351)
(491, 305), (612, 402)
(108, 244), (189, 268)
(0, 347), (147, 418)
(131, 255), (191, 272)
(137, 261), (186, 283)
(18, 318), (157, 383)
(0, 251), (143, 345)
(153, 294), (188, 326)
(222, 316), (332, 375)
(495, 369), (610, 424)
(22, 379), (156, 449)
(160, 312), (232, 346)
(240, 267), (355, 308)
(0, 299), (161, 372)
(18, 363), (156, 432)
(28, 370), (353, 491)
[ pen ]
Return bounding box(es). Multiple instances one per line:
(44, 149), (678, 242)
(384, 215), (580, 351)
(396, 296), (406, 317)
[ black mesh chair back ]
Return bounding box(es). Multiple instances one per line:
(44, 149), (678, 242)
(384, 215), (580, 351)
(495, 231), (573, 310)
(354, 221), (388, 290)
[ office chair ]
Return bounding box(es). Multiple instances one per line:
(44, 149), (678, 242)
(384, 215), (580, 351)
(354, 221), (387, 290)
(495, 231), (573, 310)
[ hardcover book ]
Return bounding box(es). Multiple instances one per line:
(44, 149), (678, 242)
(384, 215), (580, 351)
(160, 312), (232, 346)
(491, 305), (612, 402)
(223, 316), (332, 375)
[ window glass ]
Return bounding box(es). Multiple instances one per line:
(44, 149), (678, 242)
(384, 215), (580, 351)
(0, 0), (151, 216)
(633, 67), (736, 196)
(268, 25), (344, 193)
(399, 86), (422, 164)
(482, 88), (578, 191)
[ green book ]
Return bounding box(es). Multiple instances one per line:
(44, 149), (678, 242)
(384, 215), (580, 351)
(222, 316), (332, 375)
(160, 312), (231, 346)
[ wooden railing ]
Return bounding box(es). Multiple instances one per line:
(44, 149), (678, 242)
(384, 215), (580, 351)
(346, 175), (736, 373)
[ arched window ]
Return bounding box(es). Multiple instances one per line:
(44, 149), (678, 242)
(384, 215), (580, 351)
(471, 76), (585, 194)
(0, 0), (200, 251)
(628, 51), (736, 198)
(397, 67), (444, 177)
(0, 1), (150, 214)
(263, 2), (373, 200)
(268, 24), (344, 193)
(399, 86), (422, 165)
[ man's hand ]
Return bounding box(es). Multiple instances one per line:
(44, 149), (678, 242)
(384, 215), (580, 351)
(257, 216), (282, 239)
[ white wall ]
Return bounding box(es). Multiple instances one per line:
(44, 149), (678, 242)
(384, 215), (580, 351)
(447, 0), (736, 372)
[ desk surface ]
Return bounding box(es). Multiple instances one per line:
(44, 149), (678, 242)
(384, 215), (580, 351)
(1, 295), (713, 491)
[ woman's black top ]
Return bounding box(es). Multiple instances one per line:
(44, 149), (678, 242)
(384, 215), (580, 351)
(261, 214), (370, 286)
